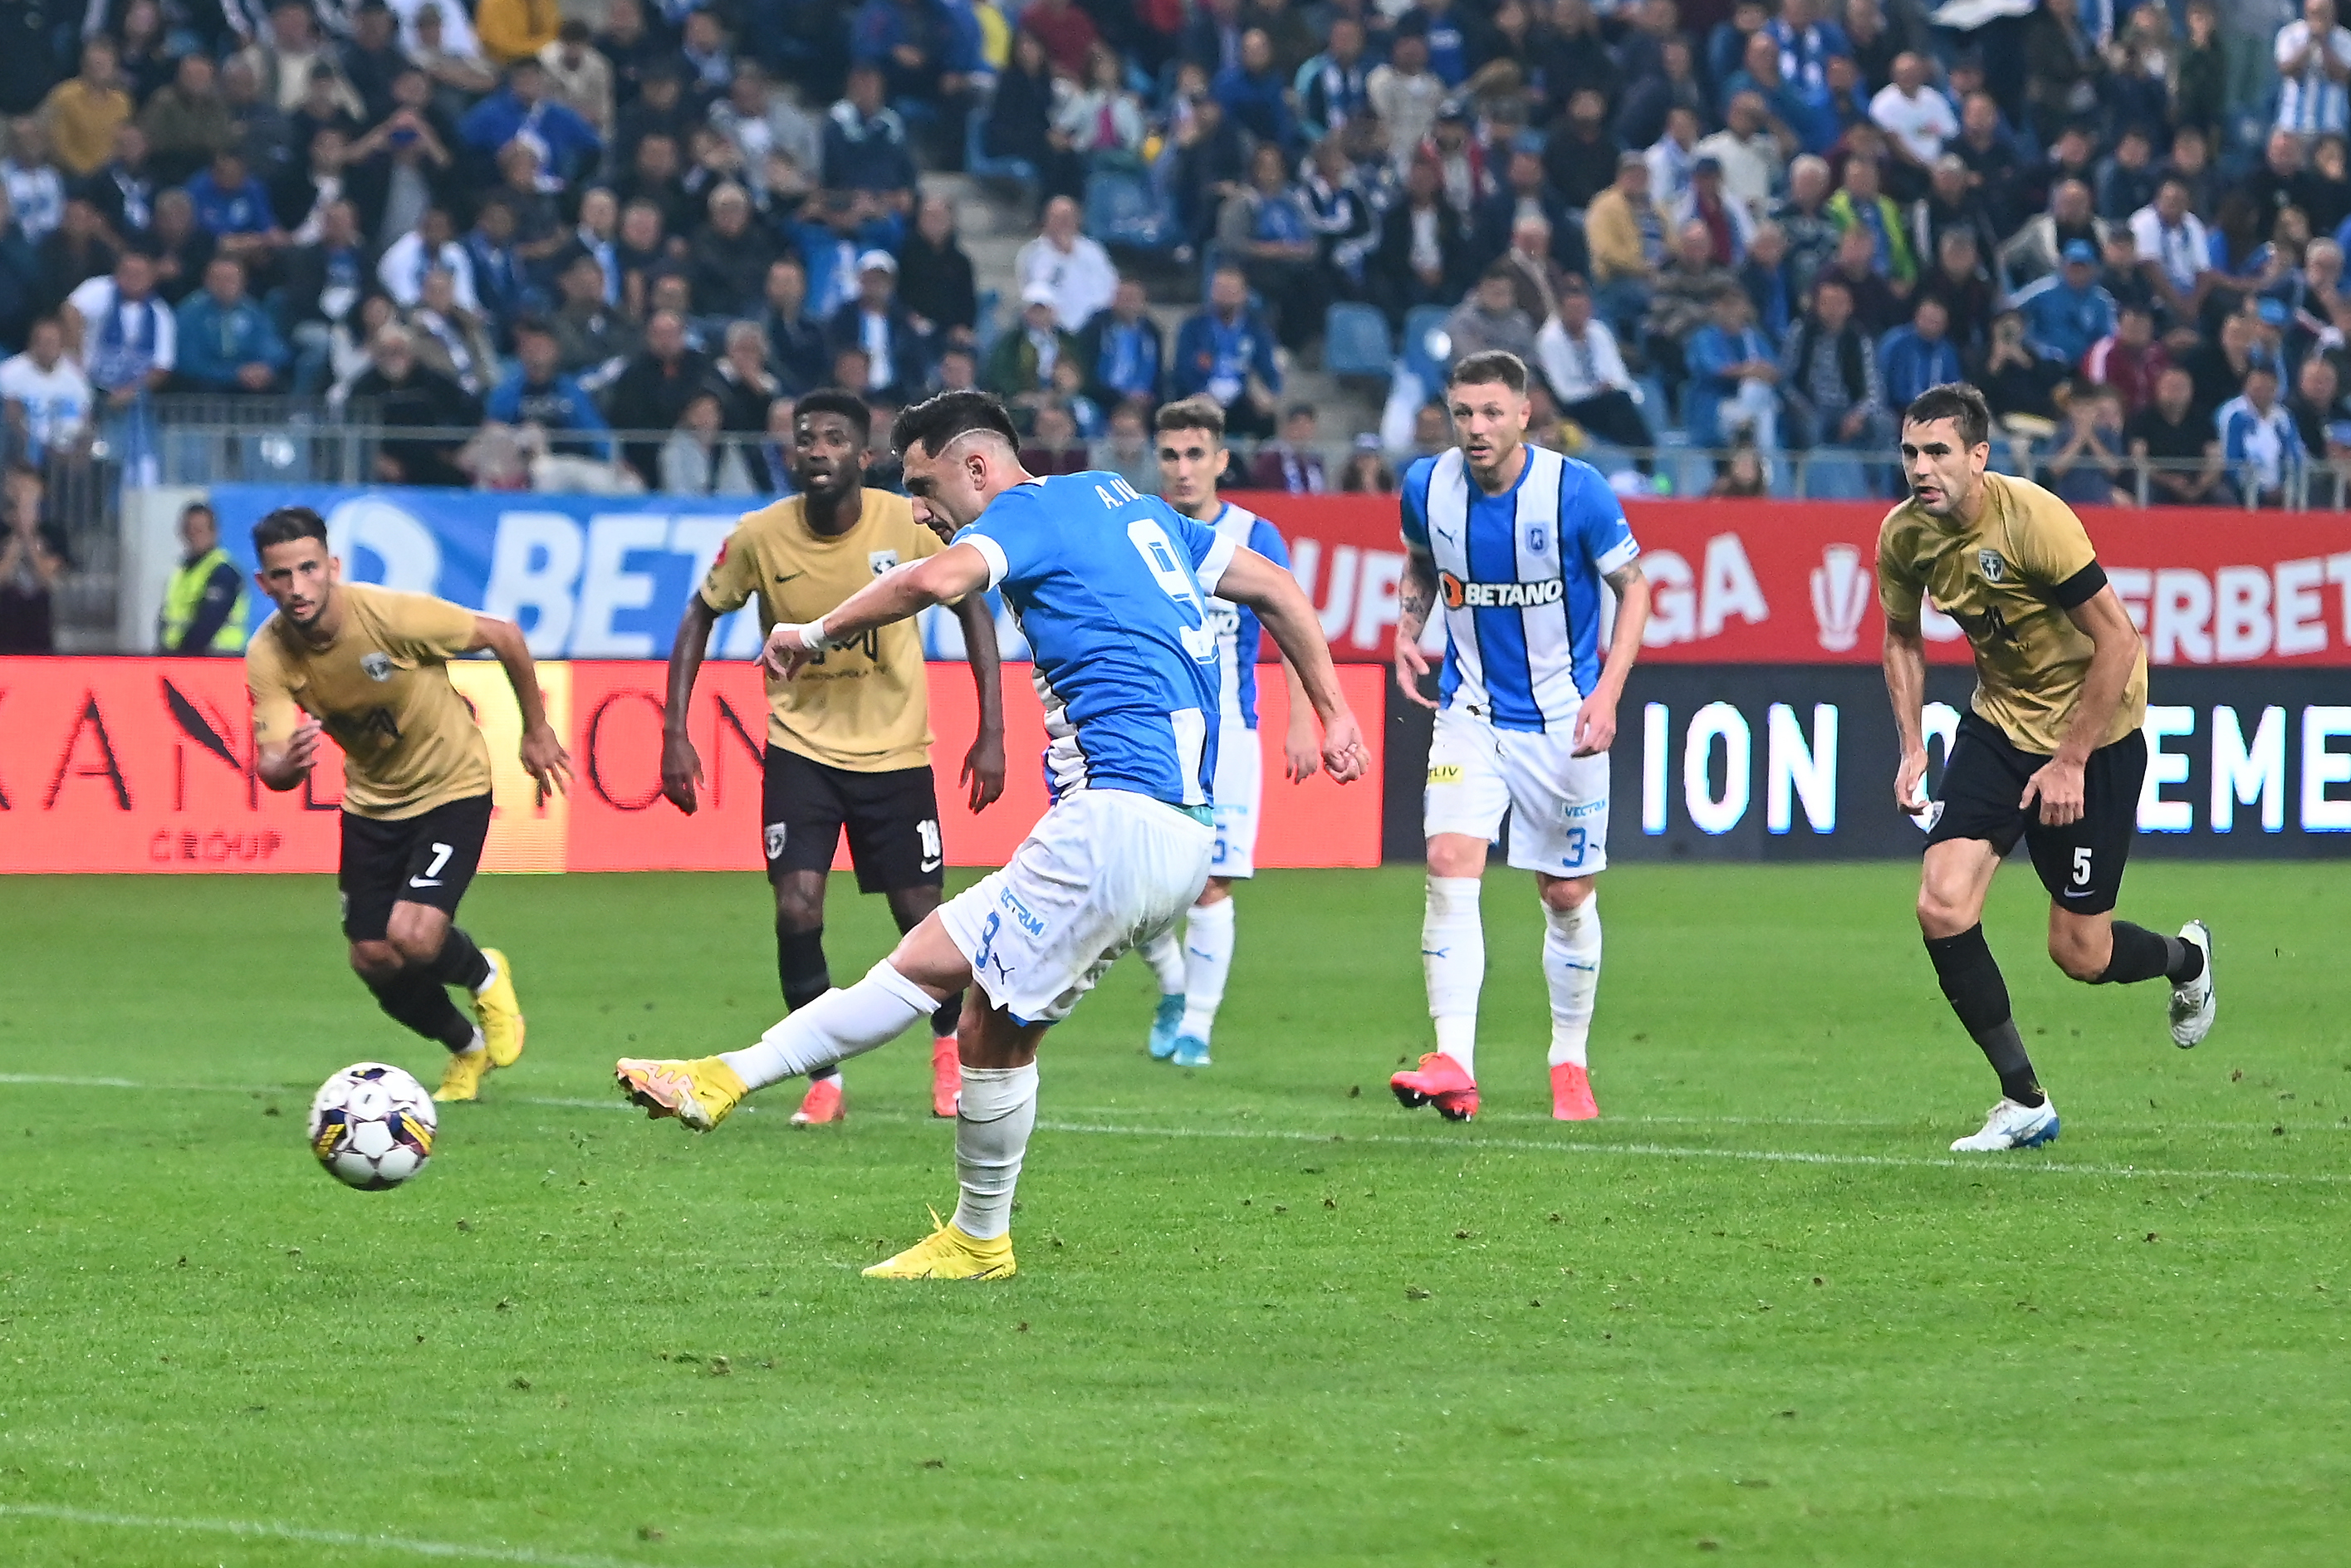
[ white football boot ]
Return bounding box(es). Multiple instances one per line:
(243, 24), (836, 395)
(1950, 1096), (2060, 1152)
(2169, 919), (2215, 1049)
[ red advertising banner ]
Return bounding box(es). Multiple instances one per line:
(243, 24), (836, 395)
(0, 659), (1386, 875)
(1227, 494), (2351, 669)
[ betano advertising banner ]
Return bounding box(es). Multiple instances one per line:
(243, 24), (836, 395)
(205, 487), (2351, 671)
(0, 659), (1387, 875)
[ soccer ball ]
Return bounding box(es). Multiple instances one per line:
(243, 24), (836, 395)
(308, 1063), (437, 1190)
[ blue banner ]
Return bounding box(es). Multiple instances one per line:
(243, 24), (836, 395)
(209, 484), (1030, 661)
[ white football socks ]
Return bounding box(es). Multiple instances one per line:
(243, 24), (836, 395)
(1543, 895), (1603, 1068)
(1139, 928), (1187, 997)
(719, 960), (937, 1090)
(1423, 875), (1485, 1075)
(950, 1061), (1038, 1241)
(1178, 897), (1236, 1041)
(473, 953), (499, 997)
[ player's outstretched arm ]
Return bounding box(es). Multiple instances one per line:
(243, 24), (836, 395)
(1393, 547), (1439, 711)
(255, 719), (323, 791)
(468, 615), (575, 800)
(660, 594), (720, 815)
(1278, 656), (1320, 782)
(2021, 585), (2143, 828)
(1571, 561), (1651, 757)
(1214, 545), (1370, 783)
(763, 544), (994, 679)
(1882, 613), (1931, 815)
(949, 592), (1007, 811)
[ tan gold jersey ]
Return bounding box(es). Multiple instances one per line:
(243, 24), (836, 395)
(246, 583), (493, 820)
(1877, 471), (2148, 755)
(699, 491), (946, 772)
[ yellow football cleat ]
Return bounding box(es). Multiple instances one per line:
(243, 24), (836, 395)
(615, 1056), (748, 1131)
(433, 1046), (492, 1102)
(862, 1213), (1016, 1280)
(473, 948), (526, 1068)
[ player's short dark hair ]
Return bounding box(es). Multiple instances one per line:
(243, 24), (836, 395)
(1155, 395), (1225, 440)
(891, 390), (1020, 458)
(1903, 383), (1992, 448)
(252, 505), (329, 555)
(1447, 350), (1528, 395)
(795, 387), (873, 440)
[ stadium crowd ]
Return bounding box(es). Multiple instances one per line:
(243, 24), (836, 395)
(0, 0), (2340, 547)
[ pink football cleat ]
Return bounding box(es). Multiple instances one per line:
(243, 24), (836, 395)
(1391, 1051), (1480, 1122)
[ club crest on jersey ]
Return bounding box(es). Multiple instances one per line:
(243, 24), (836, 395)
(1526, 524), (1548, 554)
(869, 549), (899, 576)
(360, 651), (394, 681)
(1438, 571), (1565, 611)
(1977, 549), (2007, 583)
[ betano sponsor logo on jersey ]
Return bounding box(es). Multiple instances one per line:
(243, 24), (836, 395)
(1437, 571), (1567, 611)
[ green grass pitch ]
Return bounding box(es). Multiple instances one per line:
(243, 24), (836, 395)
(2, 861), (2346, 1566)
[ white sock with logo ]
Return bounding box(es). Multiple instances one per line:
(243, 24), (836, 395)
(950, 1061), (1038, 1241)
(1543, 895), (1603, 1068)
(1178, 898), (1236, 1041)
(1139, 929), (1186, 996)
(1423, 876), (1485, 1075)
(719, 960), (936, 1090)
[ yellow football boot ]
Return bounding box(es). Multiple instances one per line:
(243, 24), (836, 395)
(433, 1046), (492, 1102)
(862, 1213), (1016, 1280)
(473, 948), (526, 1068)
(615, 1056), (748, 1131)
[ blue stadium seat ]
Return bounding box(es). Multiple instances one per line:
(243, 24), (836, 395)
(1323, 303), (1393, 379)
(966, 103), (1038, 197)
(1400, 305), (1451, 391)
(1085, 169), (1178, 252)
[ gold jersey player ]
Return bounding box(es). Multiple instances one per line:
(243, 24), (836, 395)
(659, 389), (1006, 1125)
(244, 506), (574, 1101)
(1881, 384), (2214, 1154)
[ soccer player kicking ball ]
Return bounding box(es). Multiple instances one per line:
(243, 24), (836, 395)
(618, 391), (1369, 1280)
(1132, 396), (1321, 1069)
(1883, 383), (2212, 1153)
(1388, 350), (1651, 1124)
(659, 390), (1006, 1125)
(244, 506), (573, 1102)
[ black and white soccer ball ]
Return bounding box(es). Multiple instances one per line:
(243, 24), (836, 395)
(308, 1063), (437, 1190)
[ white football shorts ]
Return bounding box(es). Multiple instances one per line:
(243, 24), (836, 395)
(1207, 721), (1263, 880)
(1423, 705), (1611, 877)
(939, 788), (1214, 1024)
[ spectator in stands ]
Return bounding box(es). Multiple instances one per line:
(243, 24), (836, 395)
(0, 463), (60, 654)
(1101, 400), (1158, 492)
(1618, 36), (1708, 155)
(1724, 31), (1823, 158)
(855, 0), (981, 130)
(2219, 360), (2304, 503)
(1673, 157), (1756, 267)
(1643, 106), (1700, 219)
(757, 257), (830, 394)
(142, 59), (236, 197)
(1736, 223), (1792, 344)
(343, 3), (413, 125)
(987, 282), (1083, 414)
(1019, 399), (1091, 475)
(412, 3), (500, 109)
(1165, 89), (1247, 254)
(89, 122), (158, 243)
(1247, 403), (1327, 491)
(218, 57), (291, 181)
(1771, 154), (1839, 306)
(1878, 294), (1962, 412)
(662, 388), (758, 495)
(404, 263), (498, 394)
(345, 82), (457, 247)
(1582, 151), (1661, 335)
(1445, 263), (1540, 370)
(612, 198), (667, 317)
(709, 63), (823, 207)
(461, 59), (601, 189)
(1542, 89), (1619, 214)
(461, 198), (526, 338)
(347, 322), (478, 484)
(982, 32), (1077, 202)
(827, 249), (928, 402)
(1780, 275), (1886, 463)
(1023, 0), (1101, 77)
(0, 316), (89, 463)
(1537, 277), (1654, 473)
(2016, 240), (2118, 368)
(1919, 227), (1993, 356)
(42, 38), (132, 180)
(687, 183), (776, 321)
(1180, 0), (1245, 78)
(0, 189), (37, 352)
(2276, 0), (2351, 139)
(156, 499), (243, 654)
(37, 199), (117, 317)
(110, 2), (176, 107)
(1686, 287), (1782, 455)
(2045, 383), (2133, 506)
(675, 7), (734, 98)
(378, 204), (475, 311)
(1695, 93), (1786, 228)
(1824, 151), (1913, 290)
(1819, 223), (1902, 336)
(1173, 263), (1281, 438)
(66, 247), (174, 414)
(1340, 431), (1397, 492)
(896, 194), (976, 349)
(2081, 301), (2168, 415)
(174, 256), (287, 394)
(1056, 46), (1147, 164)
(2131, 177), (2214, 327)
(1298, 17), (1374, 142)
(1079, 276), (1165, 411)
(1977, 307), (2062, 421)
(2001, 179), (2106, 294)
(1645, 221), (1740, 387)
(186, 149), (283, 269)
(289, 61), (365, 156)
(1016, 196), (1119, 334)
(1911, 155), (1996, 282)
(1217, 142), (1321, 353)
(2287, 354), (2348, 502)
(2095, 125), (2161, 227)
(547, 250), (636, 389)
(1215, 29), (1295, 151)
(618, 131), (690, 238)
(2127, 362), (2223, 503)
(709, 316), (780, 440)
(2022, 0), (2103, 143)
(607, 309), (714, 488)
(273, 125), (348, 240)
(145, 189), (213, 306)
(1867, 52), (1952, 199)
(824, 66), (918, 220)
(1369, 23), (1445, 177)
(1369, 154), (1470, 328)
(539, 19), (615, 138)
(478, 0), (562, 70)
(487, 315), (611, 456)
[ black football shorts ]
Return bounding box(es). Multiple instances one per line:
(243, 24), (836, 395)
(1927, 713), (2146, 915)
(761, 745), (944, 894)
(339, 792), (493, 941)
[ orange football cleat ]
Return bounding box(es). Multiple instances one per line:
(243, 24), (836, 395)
(931, 1036), (961, 1119)
(1391, 1051), (1479, 1122)
(791, 1076), (845, 1126)
(1550, 1062), (1599, 1121)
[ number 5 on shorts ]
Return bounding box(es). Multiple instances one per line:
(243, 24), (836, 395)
(2071, 847), (2092, 887)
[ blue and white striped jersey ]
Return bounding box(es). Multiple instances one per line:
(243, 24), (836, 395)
(1201, 500), (1293, 733)
(1399, 443), (1638, 733)
(955, 471), (1230, 807)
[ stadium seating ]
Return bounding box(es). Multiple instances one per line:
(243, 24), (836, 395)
(1323, 304), (1395, 381)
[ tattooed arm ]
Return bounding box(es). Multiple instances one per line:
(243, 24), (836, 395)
(1393, 546), (1440, 711)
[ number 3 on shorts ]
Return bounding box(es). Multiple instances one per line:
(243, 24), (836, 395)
(2071, 847), (2092, 887)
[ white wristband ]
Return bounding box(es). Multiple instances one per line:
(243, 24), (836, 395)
(779, 616), (835, 654)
